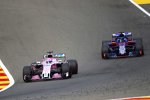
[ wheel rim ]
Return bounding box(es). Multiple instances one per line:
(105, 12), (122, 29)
(23, 75), (27, 81)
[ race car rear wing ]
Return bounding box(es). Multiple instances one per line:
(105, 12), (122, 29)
(112, 32), (132, 37)
(112, 32), (132, 41)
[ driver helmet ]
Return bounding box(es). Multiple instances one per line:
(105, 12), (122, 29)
(119, 32), (125, 37)
(43, 51), (53, 58)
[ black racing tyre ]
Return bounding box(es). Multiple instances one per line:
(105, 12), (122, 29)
(134, 38), (144, 56)
(62, 63), (72, 79)
(101, 41), (109, 59)
(67, 59), (78, 74)
(23, 66), (32, 82)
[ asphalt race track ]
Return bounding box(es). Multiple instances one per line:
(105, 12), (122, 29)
(0, 0), (150, 100)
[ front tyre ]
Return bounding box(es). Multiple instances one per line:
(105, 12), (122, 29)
(67, 60), (78, 74)
(101, 41), (109, 59)
(134, 38), (144, 56)
(62, 63), (72, 79)
(23, 66), (32, 82)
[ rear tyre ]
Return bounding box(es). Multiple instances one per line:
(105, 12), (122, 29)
(134, 38), (144, 56)
(62, 63), (72, 79)
(23, 66), (32, 82)
(67, 60), (78, 74)
(101, 41), (109, 59)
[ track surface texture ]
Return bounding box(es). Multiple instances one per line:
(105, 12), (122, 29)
(0, 0), (150, 100)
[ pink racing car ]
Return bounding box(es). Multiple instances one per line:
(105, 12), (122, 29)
(23, 52), (78, 82)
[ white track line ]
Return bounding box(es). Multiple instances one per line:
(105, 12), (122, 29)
(129, 0), (150, 17)
(0, 59), (15, 92)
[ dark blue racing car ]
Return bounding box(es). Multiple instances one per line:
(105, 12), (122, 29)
(101, 32), (144, 59)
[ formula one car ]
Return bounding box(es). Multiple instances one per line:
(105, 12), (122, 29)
(101, 32), (144, 59)
(23, 52), (78, 82)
